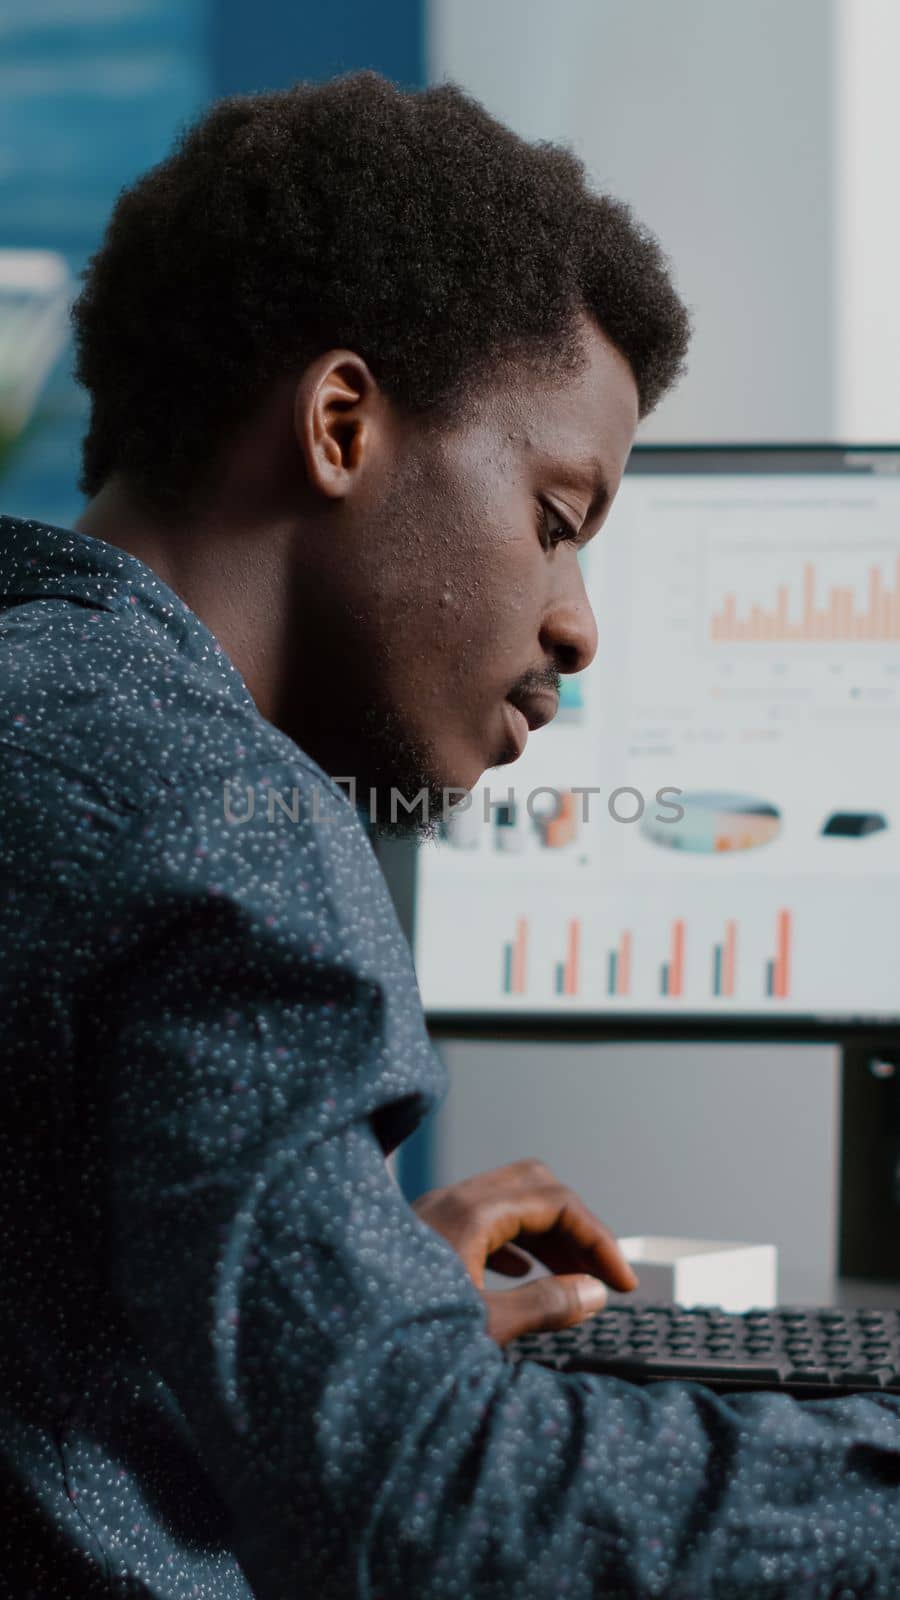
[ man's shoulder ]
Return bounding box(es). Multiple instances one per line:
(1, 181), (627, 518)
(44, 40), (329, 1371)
(0, 593), (355, 868)
(2, 591), (262, 796)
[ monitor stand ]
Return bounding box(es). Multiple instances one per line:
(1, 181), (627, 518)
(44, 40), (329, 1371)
(840, 1042), (900, 1281)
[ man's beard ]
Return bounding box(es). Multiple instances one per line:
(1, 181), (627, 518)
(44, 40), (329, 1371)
(351, 702), (455, 845)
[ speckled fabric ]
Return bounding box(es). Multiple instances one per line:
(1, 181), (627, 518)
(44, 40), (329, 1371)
(3, 511), (900, 1600)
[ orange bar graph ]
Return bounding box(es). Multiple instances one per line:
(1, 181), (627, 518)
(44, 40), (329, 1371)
(803, 563), (815, 632)
(564, 918), (580, 996)
(868, 581), (877, 633)
(512, 916), (528, 994)
(722, 919), (737, 998)
(669, 918), (685, 998)
(711, 560), (900, 642)
(773, 909), (791, 999)
(618, 930), (632, 996)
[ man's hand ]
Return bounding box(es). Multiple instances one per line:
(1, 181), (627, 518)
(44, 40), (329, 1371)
(411, 1157), (639, 1347)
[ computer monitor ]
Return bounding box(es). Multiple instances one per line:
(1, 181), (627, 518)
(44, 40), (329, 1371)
(410, 445), (900, 1042)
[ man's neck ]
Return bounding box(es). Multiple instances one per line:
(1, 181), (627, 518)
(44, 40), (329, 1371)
(74, 475), (294, 731)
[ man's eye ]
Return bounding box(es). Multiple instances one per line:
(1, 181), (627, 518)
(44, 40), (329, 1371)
(538, 503), (579, 548)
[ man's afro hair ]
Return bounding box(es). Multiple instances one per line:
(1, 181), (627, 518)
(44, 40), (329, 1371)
(72, 70), (690, 517)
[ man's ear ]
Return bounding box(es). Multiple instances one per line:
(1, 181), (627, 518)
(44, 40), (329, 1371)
(293, 350), (380, 500)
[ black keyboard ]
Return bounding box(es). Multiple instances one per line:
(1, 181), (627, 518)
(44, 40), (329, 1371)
(505, 1302), (900, 1398)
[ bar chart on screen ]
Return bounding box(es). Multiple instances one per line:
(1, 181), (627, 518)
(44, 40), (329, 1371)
(706, 543), (900, 647)
(419, 870), (864, 1016)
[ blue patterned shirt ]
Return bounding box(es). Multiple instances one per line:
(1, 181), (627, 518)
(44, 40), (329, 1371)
(3, 510), (900, 1599)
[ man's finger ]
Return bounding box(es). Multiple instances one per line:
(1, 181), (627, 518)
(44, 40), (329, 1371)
(483, 1274), (607, 1347)
(452, 1161), (638, 1292)
(512, 1211), (639, 1291)
(485, 1242), (534, 1277)
(412, 1162), (638, 1295)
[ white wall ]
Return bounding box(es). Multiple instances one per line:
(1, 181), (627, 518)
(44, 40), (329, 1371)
(835, 0), (900, 439)
(428, 0), (836, 441)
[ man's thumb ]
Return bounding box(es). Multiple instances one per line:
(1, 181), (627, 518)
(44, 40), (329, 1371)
(484, 1274), (607, 1347)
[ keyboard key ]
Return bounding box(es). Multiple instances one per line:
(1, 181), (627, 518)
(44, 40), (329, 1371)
(835, 1367), (895, 1387)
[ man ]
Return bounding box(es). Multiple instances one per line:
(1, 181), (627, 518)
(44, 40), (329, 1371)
(2, 69), (899, 1600)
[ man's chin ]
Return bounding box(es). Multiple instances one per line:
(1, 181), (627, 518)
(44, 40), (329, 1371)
(368, 808), (442, 845)
(337, 714), (482, 844)
(363, 776), (459, 845)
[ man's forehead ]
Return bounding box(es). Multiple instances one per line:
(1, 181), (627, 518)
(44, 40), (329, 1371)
(500, 328), (637, 474)
(505, 427), (608, 485)
(426, 323), (637, 492)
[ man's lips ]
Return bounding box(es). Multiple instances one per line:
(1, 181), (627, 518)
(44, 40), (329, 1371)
(502, 689), (560, 757)
(503, 700), (530, 759)
(507, 688), (560, 733)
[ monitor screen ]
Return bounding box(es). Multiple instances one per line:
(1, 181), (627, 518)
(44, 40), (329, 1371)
(411, 446), (900, 1038)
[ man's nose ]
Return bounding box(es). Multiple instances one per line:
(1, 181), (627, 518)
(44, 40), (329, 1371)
(538, 566), (599, 676)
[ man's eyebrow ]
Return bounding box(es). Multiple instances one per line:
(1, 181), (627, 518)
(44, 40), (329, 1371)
(560, 456), (611, 520)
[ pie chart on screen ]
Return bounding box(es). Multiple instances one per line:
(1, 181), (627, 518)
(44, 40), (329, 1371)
(641, 790), (782, 854)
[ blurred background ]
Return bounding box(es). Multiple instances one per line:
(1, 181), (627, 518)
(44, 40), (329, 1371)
(4, 0), (900, 1300)
(4, 0), (900, 525)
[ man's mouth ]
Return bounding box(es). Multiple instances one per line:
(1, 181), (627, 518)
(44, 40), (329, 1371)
(503, 699), (530, 759)
(502, 688), (560, 758)
(507, 688), (560, 732)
